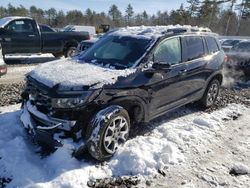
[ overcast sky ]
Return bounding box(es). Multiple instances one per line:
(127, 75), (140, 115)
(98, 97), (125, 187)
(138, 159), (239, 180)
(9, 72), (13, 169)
(2, 0), (188, 15)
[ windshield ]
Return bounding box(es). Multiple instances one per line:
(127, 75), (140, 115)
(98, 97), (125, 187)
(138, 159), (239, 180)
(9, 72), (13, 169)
(0, 17), (12, 27)
(79, 35), (152, 69)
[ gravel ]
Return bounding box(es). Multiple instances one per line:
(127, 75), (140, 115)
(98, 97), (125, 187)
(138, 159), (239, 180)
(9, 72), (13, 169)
(0, 82), (25, 107)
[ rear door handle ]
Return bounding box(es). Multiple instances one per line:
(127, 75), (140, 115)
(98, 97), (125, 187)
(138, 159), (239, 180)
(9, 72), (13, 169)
(28, 35), (36, 37)
(178, 69), (187, 75)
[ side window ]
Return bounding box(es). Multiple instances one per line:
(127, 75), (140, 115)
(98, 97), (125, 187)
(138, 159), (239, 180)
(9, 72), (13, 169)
(206, 36), (219, 54)
(40, 25), (54, 32)
(184, 36), (205, 61)
(154, 37), (181, 65)
(234, 42), (250, 51)
(6, 20), (35, 33)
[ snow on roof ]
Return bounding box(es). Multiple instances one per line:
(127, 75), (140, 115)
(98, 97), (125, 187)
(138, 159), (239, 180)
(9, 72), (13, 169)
(109, 25), (212, 40)
(0, 16), (33, 27)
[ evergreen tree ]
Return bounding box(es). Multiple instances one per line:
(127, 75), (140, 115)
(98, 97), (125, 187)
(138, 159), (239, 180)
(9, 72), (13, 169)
(125, 4), (134, 26)
(55, 10), (65, 27)
(45, 8), (57, 26)
(66, 10), (85, 25)
(142, 10), (149, 25)
(108, 4), (122, 26)
(187, 0), (200, 17)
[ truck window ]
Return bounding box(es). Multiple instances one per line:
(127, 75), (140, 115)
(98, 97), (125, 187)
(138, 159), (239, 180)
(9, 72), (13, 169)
(40, 25), (55, 32)
(154, 37), (182, 65)
(6, 20), (36, 33)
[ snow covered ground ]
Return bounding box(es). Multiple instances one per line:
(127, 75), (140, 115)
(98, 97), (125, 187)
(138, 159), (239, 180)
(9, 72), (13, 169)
(1, 54), (61, 84)
(0, 103), (249, 187)
(0, 65), (37, 84)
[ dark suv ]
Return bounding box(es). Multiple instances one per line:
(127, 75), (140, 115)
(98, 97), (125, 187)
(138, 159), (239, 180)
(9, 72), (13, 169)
(21, 26), (225, 161)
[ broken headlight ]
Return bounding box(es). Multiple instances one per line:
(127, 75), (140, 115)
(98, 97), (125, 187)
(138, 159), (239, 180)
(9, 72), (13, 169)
(51, 90), (99, 108)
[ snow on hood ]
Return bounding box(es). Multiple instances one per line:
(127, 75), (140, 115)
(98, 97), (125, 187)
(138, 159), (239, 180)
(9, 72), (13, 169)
(28, 58), (136, 90)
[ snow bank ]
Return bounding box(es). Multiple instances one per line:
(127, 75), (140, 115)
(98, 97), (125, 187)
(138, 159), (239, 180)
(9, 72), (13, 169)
(29, 59), (136, 90)
(0, 103), (246, 187)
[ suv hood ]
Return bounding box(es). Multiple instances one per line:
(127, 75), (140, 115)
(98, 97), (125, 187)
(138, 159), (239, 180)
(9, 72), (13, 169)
(28, 59), (135, 91)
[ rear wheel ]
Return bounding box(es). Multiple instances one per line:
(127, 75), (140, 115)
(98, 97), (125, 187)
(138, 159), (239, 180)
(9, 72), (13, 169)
(86, 105), (130, 161)
(64, 46), (77, 58)
(199, 79), (220, 108)
(52, 52), (63, 58)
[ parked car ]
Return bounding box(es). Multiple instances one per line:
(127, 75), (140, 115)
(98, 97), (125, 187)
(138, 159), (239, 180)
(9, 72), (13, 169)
(0, 43), (7, 77)
(20, 26), (225, 161)
(76, 38), (98, 54)
(221, 39), (241, 52)
(226, 41), (250, 76)
(0, 17), (90, 59)
(63, 25), (96, 36)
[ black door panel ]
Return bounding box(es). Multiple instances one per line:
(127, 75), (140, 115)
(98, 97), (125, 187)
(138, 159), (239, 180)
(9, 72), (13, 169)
(147, 37), (191, 117)
(4, 19), (41, 53)
(148, 63), (189, 117)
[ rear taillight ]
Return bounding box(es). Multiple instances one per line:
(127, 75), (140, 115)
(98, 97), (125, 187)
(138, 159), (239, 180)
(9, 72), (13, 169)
(0, 66), (7, 73)
(224, 55), (230, 62)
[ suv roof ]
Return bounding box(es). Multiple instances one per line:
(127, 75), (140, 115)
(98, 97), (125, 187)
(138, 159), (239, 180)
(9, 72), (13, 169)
(109, 25), (215, 40)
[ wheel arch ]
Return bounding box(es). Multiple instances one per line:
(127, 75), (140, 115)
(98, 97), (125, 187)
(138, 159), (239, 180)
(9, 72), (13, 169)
(205, 72), (223, 89)
(108, 95), (149, 124)
(63, 39), (78, 52)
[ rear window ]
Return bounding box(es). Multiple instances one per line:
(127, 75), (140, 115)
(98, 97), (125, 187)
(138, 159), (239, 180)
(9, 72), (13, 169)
(222, 40), (240, 46)
(40, 25), (54, 32)
(232, 42), (250, 52)
(206, 36), (219, 53)
(184, 36), (205, 61)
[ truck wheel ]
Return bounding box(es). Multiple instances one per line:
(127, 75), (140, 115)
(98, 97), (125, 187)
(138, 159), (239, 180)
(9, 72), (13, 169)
(52, 52), (63, 58)
(64, 46), (77, 58)
(199, 79), (220, 108)
(86, 105), (130, 161)
(2, 53), (6, 63)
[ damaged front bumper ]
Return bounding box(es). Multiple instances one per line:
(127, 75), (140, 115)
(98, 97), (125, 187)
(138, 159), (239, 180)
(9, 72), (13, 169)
(20, 101), (77, 148)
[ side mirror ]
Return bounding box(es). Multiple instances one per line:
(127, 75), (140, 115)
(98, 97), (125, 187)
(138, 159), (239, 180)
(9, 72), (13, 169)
(152, 54), (171, 70)
(152, 62), (171, 70)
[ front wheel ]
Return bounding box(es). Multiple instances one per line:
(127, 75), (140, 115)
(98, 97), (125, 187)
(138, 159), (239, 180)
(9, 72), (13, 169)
(86, 105), (130, 161)
(52, 52), (63, 58)
(199, 79), (220, 108)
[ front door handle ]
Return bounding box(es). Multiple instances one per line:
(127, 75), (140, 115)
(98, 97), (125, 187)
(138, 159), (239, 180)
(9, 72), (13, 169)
(178, 69), (187, 75)
(28, 35), (36, 37)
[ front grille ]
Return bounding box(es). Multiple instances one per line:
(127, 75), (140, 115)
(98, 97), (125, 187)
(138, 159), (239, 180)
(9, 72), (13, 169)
(26, 79), (52, 113)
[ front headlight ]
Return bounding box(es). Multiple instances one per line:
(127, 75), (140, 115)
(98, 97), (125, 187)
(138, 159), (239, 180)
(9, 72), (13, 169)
(51, 91), (96, 108)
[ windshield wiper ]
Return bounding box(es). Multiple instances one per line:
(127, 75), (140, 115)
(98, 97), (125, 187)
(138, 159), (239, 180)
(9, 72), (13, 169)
(111, 62), (128, 69)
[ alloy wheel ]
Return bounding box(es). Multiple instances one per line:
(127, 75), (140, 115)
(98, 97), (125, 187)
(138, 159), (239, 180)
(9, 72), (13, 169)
(206, 83), (219, 106)
(103, 116), (129, 154)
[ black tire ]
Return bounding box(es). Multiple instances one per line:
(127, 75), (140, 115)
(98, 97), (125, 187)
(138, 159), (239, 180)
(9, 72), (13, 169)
(64, 46), (77, 58)
(52, 52), (63, 58)
(199, 79), (220, 108)
(86, 105), (130, 161)
(2, 51), (6, 63)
